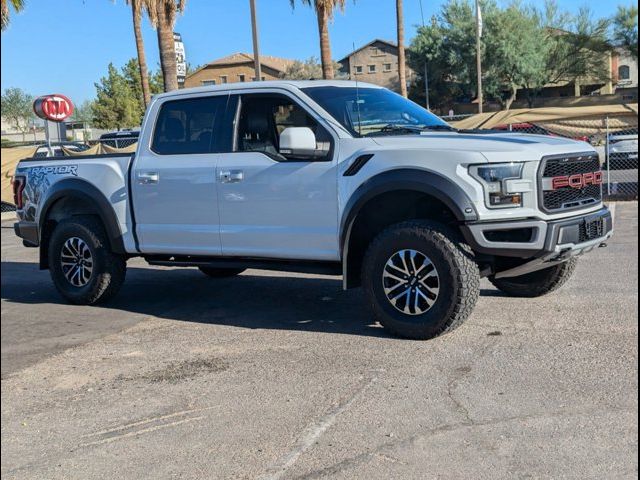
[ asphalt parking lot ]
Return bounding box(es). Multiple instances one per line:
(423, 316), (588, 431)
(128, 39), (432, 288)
(1, 202), (638, 480)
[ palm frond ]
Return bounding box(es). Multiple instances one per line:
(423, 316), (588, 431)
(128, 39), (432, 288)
(2, 0), (25, 31)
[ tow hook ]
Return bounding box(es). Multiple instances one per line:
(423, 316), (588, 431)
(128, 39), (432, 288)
(599, 242), (608, 248)
(551, 248), (572, 262)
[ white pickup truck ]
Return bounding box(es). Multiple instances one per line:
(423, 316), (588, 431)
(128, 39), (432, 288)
(12, 81), (613, 339)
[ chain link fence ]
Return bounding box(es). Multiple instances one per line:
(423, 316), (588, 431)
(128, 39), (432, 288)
(1, 201), (16, 213)
(602, 126), (638, 199)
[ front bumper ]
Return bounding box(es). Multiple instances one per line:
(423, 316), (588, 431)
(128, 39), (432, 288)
(461, 206), (613, 278)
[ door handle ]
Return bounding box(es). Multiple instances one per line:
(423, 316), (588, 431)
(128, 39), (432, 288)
(219, 170), (244, 183)
(137, 172), (159, 185)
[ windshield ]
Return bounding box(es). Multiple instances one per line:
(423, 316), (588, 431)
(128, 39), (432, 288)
(301, 86), (452, 137)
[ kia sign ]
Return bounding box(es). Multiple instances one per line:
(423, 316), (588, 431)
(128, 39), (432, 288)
(33, 94), (74, 122)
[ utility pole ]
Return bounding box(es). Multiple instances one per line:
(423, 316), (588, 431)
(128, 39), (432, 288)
(418, 0), (430, 109)
(475, 0), (483, 113)
(424, 63), (430, 110)
(249, 0), (262, 81)
(396, 0), (407, 97)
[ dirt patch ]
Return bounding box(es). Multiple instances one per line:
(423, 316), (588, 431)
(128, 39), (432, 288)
(118, 357), (229, 384)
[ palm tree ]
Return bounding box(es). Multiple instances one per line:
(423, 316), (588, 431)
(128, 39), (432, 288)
(291, 0), (346, 80)
(152, 0), (186, 92)
(1, 0), (25, 30)
(126, 0), (154, 106)
(396, 0), (407, 97)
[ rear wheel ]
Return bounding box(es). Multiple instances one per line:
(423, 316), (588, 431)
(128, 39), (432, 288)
(48, 216), (126, 305)
(489, 258), (577, 297)
(198, 267), (246, 278)
(362, 221), (480, 340)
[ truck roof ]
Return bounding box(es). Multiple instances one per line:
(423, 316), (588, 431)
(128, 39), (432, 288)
(153, 79), (383, 101)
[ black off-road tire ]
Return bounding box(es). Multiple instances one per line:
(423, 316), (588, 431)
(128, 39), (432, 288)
(198, 267), (246, 278)
(362, 221), (480, 340)
(48, 216), (126, 305)
(489, 258), (578, 298)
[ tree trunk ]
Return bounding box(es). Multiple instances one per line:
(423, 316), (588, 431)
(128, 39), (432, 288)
(396, 0), (407, 97)
(505, 86), (518, 111)
(131, 0), (151, 106)
(156, 1), (178, 92)
(525, 86), (533, 108)
(316, 4), (333, 80)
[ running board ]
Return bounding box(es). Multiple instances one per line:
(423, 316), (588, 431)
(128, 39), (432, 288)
(145, 255), (342, 276)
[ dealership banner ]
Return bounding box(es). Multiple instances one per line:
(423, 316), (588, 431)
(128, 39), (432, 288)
(174, 32), (186, 86)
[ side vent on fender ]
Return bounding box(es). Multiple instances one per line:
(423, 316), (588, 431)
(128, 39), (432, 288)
(343, 154), (374, 177)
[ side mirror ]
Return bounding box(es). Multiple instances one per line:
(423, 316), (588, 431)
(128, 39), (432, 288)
(279, 127), (328, 160)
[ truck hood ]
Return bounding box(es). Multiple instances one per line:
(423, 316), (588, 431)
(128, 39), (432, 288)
(371, 132), (595, 163)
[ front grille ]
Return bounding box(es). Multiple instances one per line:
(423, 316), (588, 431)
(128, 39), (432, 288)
(542, 155), (600, 177)
(543, 184), (601, 211)
(540, 154), (602, 212)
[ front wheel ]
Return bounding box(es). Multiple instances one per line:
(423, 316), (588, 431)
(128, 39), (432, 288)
(362, 221), (480, 340)
(489, 258), (577, 297)
(48, 217), (126, 305)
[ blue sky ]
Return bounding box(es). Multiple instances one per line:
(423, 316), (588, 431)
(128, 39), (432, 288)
(0, 0), (625, 104)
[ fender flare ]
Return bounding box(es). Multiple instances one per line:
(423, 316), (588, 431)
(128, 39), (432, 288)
(340, 168), (479, 287)
(39, 178), (126, 254)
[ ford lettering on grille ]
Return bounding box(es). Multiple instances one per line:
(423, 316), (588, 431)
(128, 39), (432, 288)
(552, 171), (603, 190)
(539, 154), (603, 212)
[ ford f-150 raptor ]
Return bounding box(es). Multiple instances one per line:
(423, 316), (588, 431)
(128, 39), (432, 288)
(12, 81), (613, 339)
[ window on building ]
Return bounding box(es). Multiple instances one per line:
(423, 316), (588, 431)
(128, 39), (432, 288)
(251, 76), (267, 81)
(368, 64), (376, 73)
(383, 63), (392, 72)
(355, 65), (363, 74)
(619, 65), (631, 80)
(220, 75), (228, 84)
(238, 74), (246, 82)
(201, 80), (216, 86)
(151, 95), (228, 155)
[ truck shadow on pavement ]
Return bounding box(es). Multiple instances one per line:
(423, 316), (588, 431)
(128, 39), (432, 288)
(2, 261), (505, 338)
(2, 260), (392, 338)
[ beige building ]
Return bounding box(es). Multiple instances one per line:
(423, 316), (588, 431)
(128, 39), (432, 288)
(513, 48), (638, 104)
(613, 48), (638, 101)
(337, 39), (416, 93)
(184, 53), (295, 88)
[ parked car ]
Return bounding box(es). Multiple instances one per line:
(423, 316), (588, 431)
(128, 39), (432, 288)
(99, 130), (140, 149)
(12, 81), (613, 340)
(603, 129), (638, 197)
(493, 122), (590, 143)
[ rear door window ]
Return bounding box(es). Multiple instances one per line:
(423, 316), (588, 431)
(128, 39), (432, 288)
(152, 95), (229, 155)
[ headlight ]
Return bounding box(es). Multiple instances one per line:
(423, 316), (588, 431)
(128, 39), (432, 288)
(469, 163), (524, 208)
